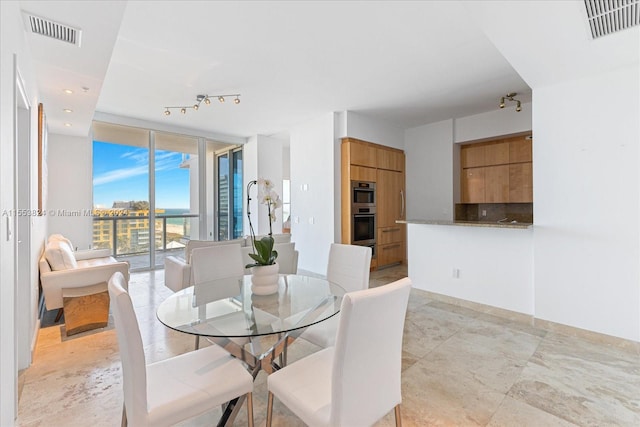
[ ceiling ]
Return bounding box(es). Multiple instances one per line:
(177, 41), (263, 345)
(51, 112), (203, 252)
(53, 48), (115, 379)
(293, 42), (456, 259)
(16, 1), (637, 141)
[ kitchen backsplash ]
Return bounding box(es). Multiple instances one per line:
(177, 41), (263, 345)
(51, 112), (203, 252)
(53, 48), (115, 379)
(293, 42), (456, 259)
(455, 203), (533, 223)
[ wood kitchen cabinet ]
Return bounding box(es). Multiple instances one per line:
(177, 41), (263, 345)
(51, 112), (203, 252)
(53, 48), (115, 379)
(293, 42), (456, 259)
(485, 165), (510, 202)
(509, 138), (532, 163)
(485, 142), (509, 166)
(350, 165), (376, 182)
(347, 138), (377, 168)
(377, 168), (406, 266)
(342, 137), (406, 269)
(461, 168), (485, 203)
(377, 147), (404, 172)
(376, 169), (404, 228)
(509, 162), (533, 202)
(461, 144), (485, 168)
(460, 135), (532, 203)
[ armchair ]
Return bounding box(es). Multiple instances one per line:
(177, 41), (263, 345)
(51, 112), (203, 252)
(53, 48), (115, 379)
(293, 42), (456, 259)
(39, 235), (130, 334)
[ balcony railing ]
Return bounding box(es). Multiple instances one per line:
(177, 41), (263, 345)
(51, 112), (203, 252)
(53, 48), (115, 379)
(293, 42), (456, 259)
(92, 213), (199, 257)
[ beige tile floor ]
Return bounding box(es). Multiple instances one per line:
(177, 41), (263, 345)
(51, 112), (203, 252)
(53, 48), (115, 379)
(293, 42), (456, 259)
(17, 265), (640, 426)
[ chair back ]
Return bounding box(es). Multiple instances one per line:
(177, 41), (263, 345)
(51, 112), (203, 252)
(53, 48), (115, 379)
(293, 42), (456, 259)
(108, 272), (148, 426)
(330, 277), (412, 426)
(191, 244), (244, 302)
(185, 238), (245, 263)
(326, 243), (372, 292)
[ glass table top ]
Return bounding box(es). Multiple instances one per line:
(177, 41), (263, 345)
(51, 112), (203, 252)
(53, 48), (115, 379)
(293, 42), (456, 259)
(156, 274), (346, 338)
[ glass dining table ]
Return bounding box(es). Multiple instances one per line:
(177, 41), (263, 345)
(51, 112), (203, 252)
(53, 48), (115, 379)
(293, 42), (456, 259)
(156, 274), (345, 426)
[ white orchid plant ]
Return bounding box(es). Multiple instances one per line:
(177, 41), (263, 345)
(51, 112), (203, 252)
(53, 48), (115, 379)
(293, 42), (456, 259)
(246, 178), (283, 267)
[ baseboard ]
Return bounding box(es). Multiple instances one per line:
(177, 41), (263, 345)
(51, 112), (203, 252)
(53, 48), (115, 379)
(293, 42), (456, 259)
(419, 289), (639, 354)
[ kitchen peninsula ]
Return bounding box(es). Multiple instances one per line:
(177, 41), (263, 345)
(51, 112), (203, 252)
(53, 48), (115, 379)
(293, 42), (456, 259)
(399, 218), (534, 319)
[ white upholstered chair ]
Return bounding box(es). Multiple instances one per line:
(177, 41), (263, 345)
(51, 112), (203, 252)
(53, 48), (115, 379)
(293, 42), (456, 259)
(191, 244), (246, 349)
(298, 243), (372, 348)
(164, 238), (245, 292)
(266, 277), (412, 427)
(108, 272), (254, 427)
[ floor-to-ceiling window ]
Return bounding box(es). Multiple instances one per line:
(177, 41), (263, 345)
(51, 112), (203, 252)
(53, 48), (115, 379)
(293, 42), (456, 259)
(92, 122), (242, 270)
(153, 133), (199, 267)
(92, 124), (151, 268)
(215, 147), (243, 240)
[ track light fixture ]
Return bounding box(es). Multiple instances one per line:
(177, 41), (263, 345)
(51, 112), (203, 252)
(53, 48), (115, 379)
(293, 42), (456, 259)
(163, 93), (241, 116)
(499, 92), (522, 112)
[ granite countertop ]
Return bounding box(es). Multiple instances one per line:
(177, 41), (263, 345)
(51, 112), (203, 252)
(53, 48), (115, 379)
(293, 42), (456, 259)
(397, 219), (533, 229)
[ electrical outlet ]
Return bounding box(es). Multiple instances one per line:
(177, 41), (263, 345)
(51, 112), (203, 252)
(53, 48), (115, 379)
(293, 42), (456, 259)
(452, 268), (460, 279)
(481, 210), (487, 217)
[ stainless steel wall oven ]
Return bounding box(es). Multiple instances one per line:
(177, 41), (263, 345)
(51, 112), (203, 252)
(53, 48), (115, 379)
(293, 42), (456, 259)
(352, 181), (375, 208)
(351, 180), (376, 257)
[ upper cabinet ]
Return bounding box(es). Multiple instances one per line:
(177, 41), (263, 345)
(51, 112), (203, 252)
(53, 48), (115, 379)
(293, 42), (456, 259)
(376, 147), (404, 172)
(347, 138), (377, 168)
(460, 135), (533, 204)
(345, 137), (404, 172)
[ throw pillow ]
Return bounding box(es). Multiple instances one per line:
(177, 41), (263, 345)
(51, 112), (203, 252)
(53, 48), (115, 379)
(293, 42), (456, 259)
(45, 240), (78, 271)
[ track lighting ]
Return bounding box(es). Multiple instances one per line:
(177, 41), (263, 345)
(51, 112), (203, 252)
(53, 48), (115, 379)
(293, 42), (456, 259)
(163, 93), (241, 116)
(499, 92), (522, 112)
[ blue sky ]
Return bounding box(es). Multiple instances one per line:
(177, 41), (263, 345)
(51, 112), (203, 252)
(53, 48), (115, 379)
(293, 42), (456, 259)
(92, 141), (190, 209)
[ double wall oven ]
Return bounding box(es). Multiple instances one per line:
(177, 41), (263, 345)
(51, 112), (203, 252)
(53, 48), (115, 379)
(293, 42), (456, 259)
(351, 181), (376, 258)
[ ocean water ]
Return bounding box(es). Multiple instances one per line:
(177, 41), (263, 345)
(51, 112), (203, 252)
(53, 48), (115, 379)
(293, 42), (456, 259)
(158, 208), (192, 226)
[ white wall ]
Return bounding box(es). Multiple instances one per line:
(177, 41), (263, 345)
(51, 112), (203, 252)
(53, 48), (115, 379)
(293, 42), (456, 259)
(46, 133), (93, 249)
(0, 1), (45, 423)
(257, 135), (284, 235)
(404, 119), (454, 220)
(341, 110), (405, 149)
(453, 102), (532, 143)
(290, 113), (338, 274)
(243, 135), (284, 237)
(403, 68), (640, 342)
(408, 223), (534, 314)
(533, 65), (640, 341)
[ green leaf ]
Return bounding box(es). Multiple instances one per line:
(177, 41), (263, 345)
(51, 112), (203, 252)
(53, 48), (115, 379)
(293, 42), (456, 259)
(247, 236), (277, 266)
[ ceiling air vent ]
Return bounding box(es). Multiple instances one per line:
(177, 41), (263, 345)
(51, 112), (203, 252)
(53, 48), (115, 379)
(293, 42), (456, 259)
(584, 0), (640, 39)
(22, 12), (82, 47)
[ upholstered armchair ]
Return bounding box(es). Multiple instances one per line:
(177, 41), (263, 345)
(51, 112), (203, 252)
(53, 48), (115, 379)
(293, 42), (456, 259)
(37, 235), (129, 335)
(39, 235), (130, 312)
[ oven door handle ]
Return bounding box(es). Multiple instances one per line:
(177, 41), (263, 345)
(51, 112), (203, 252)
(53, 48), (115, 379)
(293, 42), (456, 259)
(354, 214), (375, 218)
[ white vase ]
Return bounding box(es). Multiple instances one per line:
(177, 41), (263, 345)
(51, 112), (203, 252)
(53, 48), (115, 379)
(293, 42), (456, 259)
(250, 262), (279, 295)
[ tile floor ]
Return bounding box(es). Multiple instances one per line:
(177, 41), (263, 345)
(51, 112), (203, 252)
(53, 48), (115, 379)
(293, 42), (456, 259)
(17, 265), (640, 426)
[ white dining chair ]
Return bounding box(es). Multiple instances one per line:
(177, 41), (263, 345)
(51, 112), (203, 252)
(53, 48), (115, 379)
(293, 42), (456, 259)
(108, 272), (254, 427)
(266, 277), (412, 427)
(298, 243), (372, 348)
(191, 244), (245, 349)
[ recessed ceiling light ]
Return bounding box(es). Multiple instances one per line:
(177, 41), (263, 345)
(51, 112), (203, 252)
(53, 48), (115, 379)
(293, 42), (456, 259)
(81, 86), (89, 92)
(63, 89), (73, 94)
(63, 109), (73, 113)
(64, 123), (72, 127)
